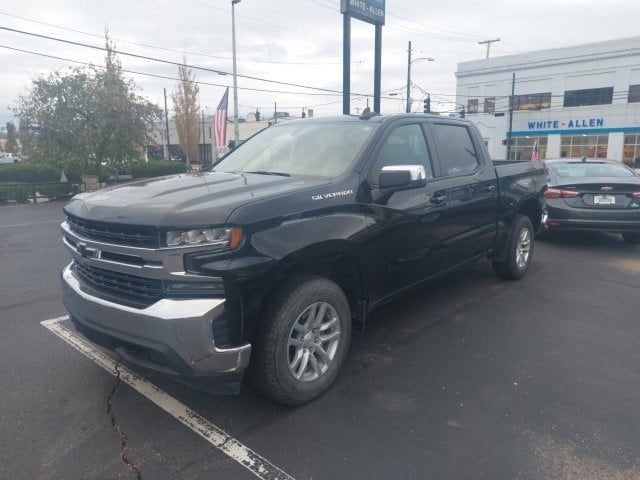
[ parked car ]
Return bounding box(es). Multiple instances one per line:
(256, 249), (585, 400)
(543, 158), (640, 243)
(60, 114), (547, 405)
(0, 153), (21, 164)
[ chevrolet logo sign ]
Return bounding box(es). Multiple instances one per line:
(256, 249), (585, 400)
(600, 186), (614, 192)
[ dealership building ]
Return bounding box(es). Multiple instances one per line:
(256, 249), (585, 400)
(455, 37), (640, 164)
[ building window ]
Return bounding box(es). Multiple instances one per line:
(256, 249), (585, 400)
(208, 126), (212, 139)
(564, 87), (613, 107)
(623, 134), (640, 166)
(509, 137), (548, 161)
(512, 93), (551, 111)
(484, 97), (495, 114)
(629, 85), (640, 103)
(560, 135), (609, 159)
(467, 99), (478, 114)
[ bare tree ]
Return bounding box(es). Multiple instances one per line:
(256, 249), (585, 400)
(172, 59), (199, 169)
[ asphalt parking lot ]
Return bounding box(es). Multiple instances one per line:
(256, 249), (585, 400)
(1, 201), (640, 480)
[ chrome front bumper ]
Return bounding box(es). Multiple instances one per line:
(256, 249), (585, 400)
(61, 262), (251, 377)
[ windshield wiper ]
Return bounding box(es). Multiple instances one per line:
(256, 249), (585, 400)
(243, 170), (291, 177)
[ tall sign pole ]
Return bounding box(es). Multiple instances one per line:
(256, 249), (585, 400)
(341, 0), (385, 115)
(406, 41), (412, 113)
(374, 23), (382, 113)
(342, 13), (351, 115)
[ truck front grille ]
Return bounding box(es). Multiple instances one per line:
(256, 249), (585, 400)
(74, 261), (163, 307)
(67, 215), (159, 248)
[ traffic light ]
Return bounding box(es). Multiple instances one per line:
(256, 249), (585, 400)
(423, 95), (431, 114)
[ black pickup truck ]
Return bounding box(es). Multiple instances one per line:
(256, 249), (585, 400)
(61, 114), (546, 404)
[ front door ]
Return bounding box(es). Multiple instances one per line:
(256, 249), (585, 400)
(361, 122), (451, 305)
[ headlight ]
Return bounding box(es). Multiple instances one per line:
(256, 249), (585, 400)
(165, 226), (243, 250)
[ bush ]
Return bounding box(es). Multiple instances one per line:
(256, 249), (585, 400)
(129, 161), (187, 179)
(0, 163), (60, 183)
(0, 183), (32, 201)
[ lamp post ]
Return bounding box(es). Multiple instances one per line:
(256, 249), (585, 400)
(406, 41), (434, 113)
(231, 0), (241, 145)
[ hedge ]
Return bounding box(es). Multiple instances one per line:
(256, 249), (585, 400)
(0, 160), (186, 186)
(0, 163), (60, 183)
(0, 182), (79, 202)
(129, 161), (187, 179)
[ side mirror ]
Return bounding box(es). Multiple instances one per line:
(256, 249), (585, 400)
(379, 165), (427, 189)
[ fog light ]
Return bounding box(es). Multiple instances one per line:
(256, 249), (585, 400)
(164, 279), (225, 295)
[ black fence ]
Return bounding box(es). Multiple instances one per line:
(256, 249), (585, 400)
(0, 182), (80, 203)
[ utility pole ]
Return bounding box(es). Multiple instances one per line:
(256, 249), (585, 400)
(231, 0), (241, 144)
(274, 102), (277, 124)
(406, 41), (412, 113)
(478, 38), (500, 59)
(163, 87), (171, 160)
(201, 109), (206, 165)
(507, 72), (516, 160)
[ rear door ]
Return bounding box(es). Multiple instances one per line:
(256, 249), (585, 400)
(426, 121), (499, 266)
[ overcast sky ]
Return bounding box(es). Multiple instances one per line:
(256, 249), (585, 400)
(1, 0), (639, 126)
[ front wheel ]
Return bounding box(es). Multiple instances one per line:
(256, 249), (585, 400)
(252, 275), (351, 405)
(622, 232), (640, 244)
(493, 214), (535, 280)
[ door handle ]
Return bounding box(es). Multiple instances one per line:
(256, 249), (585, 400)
(483, 185), (497, 193)
(430, 193), (447, 205)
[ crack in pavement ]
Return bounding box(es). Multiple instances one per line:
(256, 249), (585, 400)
(106, 363), (143, 480)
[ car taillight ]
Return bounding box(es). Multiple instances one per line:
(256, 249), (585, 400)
(630, 192), (640, 199)
(545, 187), (580, 199)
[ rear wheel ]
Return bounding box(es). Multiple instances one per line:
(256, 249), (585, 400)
(493, 214), (535, 280)
(622, 232), (640, 244)
(252, 275), (351, 405)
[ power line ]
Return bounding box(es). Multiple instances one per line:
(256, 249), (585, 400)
(0, 25), (350, 95)
(306, 0), (489, 42)
(0, 44), (403, 106)
(0, 44), (337, 97)
(0, 9), (351, 66)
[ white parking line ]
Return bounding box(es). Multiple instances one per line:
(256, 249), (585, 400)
(41, 316), (295, 480)
(0, 219), (61, 229)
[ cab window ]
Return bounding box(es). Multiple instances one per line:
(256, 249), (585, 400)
(432, 124), (479, 177)
(369, 124), (433, 185)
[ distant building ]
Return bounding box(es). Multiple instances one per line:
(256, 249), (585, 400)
(455, 37), (640, 164)
(147, 116), (270, 164)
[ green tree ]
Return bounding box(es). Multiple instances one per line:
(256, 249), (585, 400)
(15, 32), (161, 178)
(172, 60), (200, 168)
(5, 122), (18, 153)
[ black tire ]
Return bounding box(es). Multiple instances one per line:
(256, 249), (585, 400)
(622, 232), (640, 244)
(492, 214), (535, 280)
(252, 275), (352, 405)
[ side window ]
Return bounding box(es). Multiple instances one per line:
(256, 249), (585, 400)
(369, 124), (432, 184)
(432, 124), (479, 177)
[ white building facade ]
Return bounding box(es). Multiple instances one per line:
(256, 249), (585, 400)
(455, 37), (640, 165)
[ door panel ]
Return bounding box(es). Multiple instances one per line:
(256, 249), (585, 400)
(428, 123), (499, 266)
(361, 122), (450, 304)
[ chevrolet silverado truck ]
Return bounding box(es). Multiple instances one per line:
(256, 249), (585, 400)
(61, 114), (547, 405)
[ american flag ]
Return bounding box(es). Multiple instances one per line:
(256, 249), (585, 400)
(214, 87), (229, 148)
(531, 139), (539, 161)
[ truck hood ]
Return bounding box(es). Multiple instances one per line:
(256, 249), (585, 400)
(64, 171), (329, 227)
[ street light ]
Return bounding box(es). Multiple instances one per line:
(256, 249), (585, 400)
(231, 0), (241, 145)
(406, 40), (435, 113)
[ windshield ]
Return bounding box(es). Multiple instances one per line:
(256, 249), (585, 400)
(550, 163), (636, 179)
(213, 122), (376, 178)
